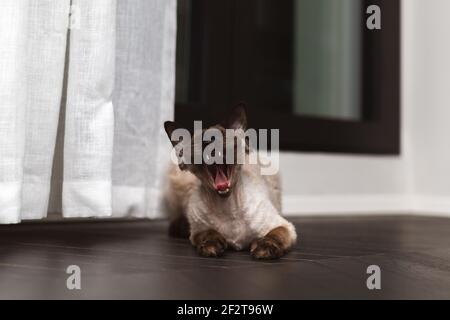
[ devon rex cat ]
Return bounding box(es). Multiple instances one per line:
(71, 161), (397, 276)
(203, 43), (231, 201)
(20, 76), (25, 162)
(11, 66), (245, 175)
(163, 104), (297, 259)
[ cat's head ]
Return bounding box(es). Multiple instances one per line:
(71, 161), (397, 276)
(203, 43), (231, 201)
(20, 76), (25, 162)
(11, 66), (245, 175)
(164, 103), (248, 197)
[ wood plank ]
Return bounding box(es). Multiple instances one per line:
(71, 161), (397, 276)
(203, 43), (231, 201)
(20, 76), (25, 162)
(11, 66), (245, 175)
(0, 215), (449, 299)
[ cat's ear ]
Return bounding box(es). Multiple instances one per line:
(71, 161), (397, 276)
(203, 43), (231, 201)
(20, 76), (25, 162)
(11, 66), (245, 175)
(164, 121), (181, 147)
(225, 102), (247, 130)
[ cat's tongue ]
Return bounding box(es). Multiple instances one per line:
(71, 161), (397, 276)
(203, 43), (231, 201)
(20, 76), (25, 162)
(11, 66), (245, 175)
(214, 167), (229, 191)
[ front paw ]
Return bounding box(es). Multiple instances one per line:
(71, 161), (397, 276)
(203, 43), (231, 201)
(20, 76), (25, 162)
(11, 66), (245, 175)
(193, 229), (227, 257)
(250, 237), (284, 260)
(197, 239), (226, 257)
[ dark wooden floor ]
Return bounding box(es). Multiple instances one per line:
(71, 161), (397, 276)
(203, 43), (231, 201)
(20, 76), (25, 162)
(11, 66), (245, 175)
(0, 215), (449, 299)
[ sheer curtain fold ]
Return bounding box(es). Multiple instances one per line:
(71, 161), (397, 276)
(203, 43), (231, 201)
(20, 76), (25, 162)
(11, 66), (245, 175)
(0, 1), (28, 223)
(112, 0), (176, 218)
(21, 0), (71, 220)
(0, 0), (70, 223)
(63, 0), (116, 218)
(0, 0), (176, 223)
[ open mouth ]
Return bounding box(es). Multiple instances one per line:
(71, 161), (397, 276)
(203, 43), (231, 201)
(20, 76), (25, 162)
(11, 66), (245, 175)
(208, 164), (231, 196)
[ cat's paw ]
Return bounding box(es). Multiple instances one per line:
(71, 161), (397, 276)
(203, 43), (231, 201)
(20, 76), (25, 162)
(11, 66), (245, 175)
(197, 239), (226, 257)
(250, 237), (284, 260)
(193, 229), (227, 257)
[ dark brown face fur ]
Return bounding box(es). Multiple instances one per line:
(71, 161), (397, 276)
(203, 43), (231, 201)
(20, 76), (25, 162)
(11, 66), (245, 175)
(188, 125), (242, 197)
(164, 103), (247, 197)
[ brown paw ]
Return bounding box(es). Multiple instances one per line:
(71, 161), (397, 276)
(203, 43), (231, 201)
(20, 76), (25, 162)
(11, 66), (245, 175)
(250, 237), (285, 260)
(193, 229), (227, 257)
(197, 239), (226, 257)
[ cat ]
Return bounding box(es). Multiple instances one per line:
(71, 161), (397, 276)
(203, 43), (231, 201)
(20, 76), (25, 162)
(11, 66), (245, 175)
(162, 103), (297, 259)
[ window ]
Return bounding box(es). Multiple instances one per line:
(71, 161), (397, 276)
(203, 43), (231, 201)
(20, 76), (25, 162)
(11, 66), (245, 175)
(175, 0), (400, 154)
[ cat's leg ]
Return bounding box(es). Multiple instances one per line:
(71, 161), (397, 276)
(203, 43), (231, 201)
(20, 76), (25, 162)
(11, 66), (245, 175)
(168, 214), (190, 238)
(192, 229), (227, 257)
(250, 224), (296, 260)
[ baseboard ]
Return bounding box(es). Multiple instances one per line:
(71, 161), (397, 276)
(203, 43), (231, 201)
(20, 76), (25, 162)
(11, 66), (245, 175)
(24, 194), (450, 222)
(282, 194), (450, 217)
(410, 196), (450, 217)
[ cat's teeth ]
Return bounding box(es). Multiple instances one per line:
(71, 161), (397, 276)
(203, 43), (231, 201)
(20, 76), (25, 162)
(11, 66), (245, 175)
(218, 188), (230, 195)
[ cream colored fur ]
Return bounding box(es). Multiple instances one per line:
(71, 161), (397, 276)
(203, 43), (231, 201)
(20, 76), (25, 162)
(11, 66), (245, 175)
(163, 151), (297, 250)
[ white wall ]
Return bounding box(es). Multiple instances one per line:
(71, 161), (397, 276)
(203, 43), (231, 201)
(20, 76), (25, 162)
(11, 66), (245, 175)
(280, 153), (409, 214)
(406, 0), (450, 206)
(282, 0), (450, 216)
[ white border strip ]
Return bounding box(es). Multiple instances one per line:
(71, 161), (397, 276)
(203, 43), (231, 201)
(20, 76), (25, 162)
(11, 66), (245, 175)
(411, 196), (450, 217)
(282, 194), (410, 216)
(283, 194), (450, 217)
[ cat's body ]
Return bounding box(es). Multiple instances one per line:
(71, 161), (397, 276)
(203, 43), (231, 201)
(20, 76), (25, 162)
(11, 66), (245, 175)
(164, 151), (296, 251)
(163, 104), (297, 259)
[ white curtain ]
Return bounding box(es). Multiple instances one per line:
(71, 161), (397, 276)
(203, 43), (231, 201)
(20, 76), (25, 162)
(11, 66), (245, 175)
(111, 0), (176, 219)
(0, 0), (176, 224)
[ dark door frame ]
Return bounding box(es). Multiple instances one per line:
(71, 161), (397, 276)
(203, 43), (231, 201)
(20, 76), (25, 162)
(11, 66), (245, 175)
(175, 0), (400, 155)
